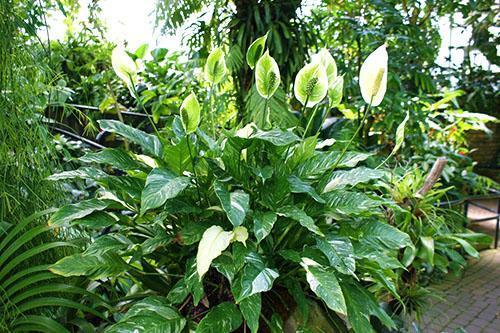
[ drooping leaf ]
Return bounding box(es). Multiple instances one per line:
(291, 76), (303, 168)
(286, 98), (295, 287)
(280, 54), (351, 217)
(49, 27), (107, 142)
(196, 226), (233, 278)
(205, 47), (227, 85)
(232, 252), (279, 302)
(328, 75), (344, 108)
(255, 50), (281, 99)
(214, 182), (250, 227)
(341, 278), (395, 333)
(288, 175), (325, 203)
(49, 199), (112, 226)
(323, 190), (383, 216)
(391, 111), (409, 155)
(180, 92), (201, 134)
(418, 236), (435, 266)
(141, 168), (190, 214)
(50, 253), (128, 280)
(301, 260), (346, 315)
(239, 294), (261, 333)
(246, 33), (267, 69)
(105, 297), (186, 333)
(79, 148), (145, 171)
(295, 151), (372, 180)
(196, 302), (243, 333)
(277, 206), (324, 236)
(47, 167), (108, 181)
(98, 119), (163, 157)
(322, 167), (385, 193)
(315, 234), (356, 276)
(253, 211), (277, 243)
(294, 62), (328, 107)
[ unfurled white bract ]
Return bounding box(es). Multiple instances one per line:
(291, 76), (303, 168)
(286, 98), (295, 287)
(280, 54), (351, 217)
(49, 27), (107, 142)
(359, 44), (388, 106)
(111, 46), (138, 87)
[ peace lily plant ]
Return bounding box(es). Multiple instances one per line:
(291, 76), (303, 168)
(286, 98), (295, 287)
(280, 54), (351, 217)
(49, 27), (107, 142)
(45, 40), (484, 333)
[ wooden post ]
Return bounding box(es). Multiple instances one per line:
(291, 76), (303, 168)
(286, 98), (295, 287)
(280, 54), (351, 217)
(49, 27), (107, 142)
(415, 157), (447, 198)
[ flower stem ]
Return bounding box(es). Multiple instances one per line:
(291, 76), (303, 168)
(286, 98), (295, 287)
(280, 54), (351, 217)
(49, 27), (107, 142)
(186, 136), (202, 203)
(302, 103), (320, 139)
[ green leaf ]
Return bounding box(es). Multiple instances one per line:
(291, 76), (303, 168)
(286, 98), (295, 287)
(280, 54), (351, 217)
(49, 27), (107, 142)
(105, 297), (186, 333)
(233, 262), (279, 302)
(255, 50), (280, 99)
(141, 168), (190, 214)
(50, 253), (128, 280)
(134, 43), (149, 59)
(246, 33), (267, 69)
(98, 119), (163, 157)
(196, 302), (242, 333)
(205, 47), (227, 85)
(301, 261), (346, 315)
(323, 190), (383, 216)
(47, 167), (108, 181)
(248, 127), (300, 146)
(79, 148), (145, 171)
(341, 279), (395, 333)
(448, 236), (479, 259)
(70, 211), (118, 228)
(392, 112), (409, 155)
(296, 151), (372, 180)
(294, 62), (328, 107)
(315, 235), (356, 276)
(185, 259), (204, 305)
(167, 279), (190, 305)
(322, 167), (385, 193)
(277, 206), (324, 236)
(49, 199), (112, 226)
(239, 294), (261, 333)
(163, 137), (192, 175)
(253, 211), (277, 243)
(418, 236), (435, 266)
(288, 175), (325, 203)
(180, 92), (201, 134)
(196, 226), (233, 278)
(214, 182), (250, 227)
(85, 234), (132, 255)
(358, 220), (413, 250)
(328, 75), (344, 108)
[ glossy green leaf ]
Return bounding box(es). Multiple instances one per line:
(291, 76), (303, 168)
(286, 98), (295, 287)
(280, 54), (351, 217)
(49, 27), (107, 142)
(196, 225), (233, 278)
(322, 167), (385, 193)
(249, 127), (300, 146)
(105, 297), (186, 333)
(246, 33), (267, 69)
(296, 151), (372, 180)
(419, 236), (435, 266)
(233, 263), (279, 302)
(341, 279), (395, 333)
(239, 294), (261, 333)
(253, 211), (277, 243)
(185, 259), (204, 305)
(277, 206), (324, 236)
(50, 253), (128, 280)
(328, 75), (344, 108)
(323, 190), (383, 216)
(214, 182), (250, 227)
(180, 92), (201, 134)
(47, 167), (108, 181)
(255, 50), (280, 99)
(301, 261), (346, 315)
(294, 62), (328, 107)
(141, 168), (190, 214)
(98, 119), (163, 157)
(315, 235), (356, 276)
(393, 112), (409, 154)
(49, 199), (112, 226)
(205, 47), (227, 85)
(196, 302), (242, 333)
(358, 220), (413, 250)
(79, 148), (145, 171)
(288, 175), (325, 203)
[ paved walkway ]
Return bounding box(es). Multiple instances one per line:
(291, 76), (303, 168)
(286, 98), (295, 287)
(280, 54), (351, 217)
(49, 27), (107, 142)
(420, 249), (499, 332)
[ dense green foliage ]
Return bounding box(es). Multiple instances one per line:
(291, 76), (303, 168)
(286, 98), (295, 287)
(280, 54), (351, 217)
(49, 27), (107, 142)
(0, 0), (498, 332)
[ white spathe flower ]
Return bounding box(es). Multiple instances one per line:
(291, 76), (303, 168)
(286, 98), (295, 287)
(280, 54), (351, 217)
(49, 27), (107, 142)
(111, 46), (138, 87)
(359, 44), (388, 106)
